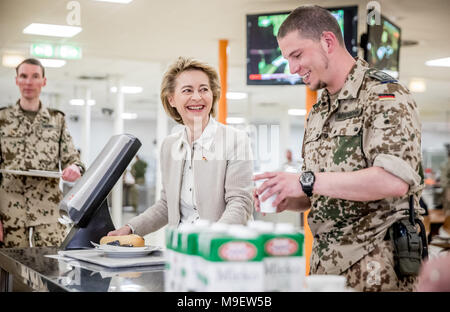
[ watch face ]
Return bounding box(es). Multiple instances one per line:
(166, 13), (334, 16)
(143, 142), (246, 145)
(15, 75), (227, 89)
(301, 172), (314, 185)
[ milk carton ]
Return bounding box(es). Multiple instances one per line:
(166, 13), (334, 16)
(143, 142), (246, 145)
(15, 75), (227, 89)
(196, 222), (229, 291)
(164, 225), (175, 292)
(263, 223), (305, 291)
(169, 227), (184, 291)
(198, 224), (264, 292)
(179, 220), (210, 292)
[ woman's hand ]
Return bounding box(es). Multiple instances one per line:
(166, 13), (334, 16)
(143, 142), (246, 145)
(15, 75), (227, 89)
(107, 225), (132, 236)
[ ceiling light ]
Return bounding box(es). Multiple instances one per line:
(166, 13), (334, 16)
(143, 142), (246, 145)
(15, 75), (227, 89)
(122, 113), (138, 119)
(226, 92), (248, 100)
(70, 99), (96, 106)
(226, 117), (246, 124)
(288, 109), (306, 116)
(110, 86), (143, 94)
(38, 58), (66, 68)
(23, 23), (82, 38)
(408, 78), (426, 93)
(425, 57), (450, 67)
(93, 0), (133, 3)
(2, 55), (25, 67)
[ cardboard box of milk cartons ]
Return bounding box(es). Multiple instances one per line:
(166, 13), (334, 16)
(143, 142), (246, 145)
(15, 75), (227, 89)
(198, 224), (265, 292)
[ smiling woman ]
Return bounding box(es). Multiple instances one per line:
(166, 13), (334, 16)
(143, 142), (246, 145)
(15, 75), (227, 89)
(107, 57), (254, 238)
(161, 58), (220, 130)
(168, 69), (213, 140)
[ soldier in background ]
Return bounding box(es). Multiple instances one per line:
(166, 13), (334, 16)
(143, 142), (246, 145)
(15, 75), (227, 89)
(254, 6), (424, 291)
(131, 155), (148, 186)
(0, 58), (85, 248)
(280, 149), (302, 173)
(129, 155), (148, 212)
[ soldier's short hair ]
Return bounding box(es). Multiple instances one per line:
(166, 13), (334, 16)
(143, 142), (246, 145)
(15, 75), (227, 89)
(160, 57), (220, 125)
(277, 5), (345, 47)
(16, 58), (45, 78)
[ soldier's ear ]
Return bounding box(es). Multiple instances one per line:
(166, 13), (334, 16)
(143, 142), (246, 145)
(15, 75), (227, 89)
(320, 31), (337, 54)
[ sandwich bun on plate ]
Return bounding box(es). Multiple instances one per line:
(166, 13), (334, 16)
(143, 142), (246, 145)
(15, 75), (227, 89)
(99, 234), (145, 247)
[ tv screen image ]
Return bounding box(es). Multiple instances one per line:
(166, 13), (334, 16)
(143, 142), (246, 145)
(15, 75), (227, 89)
(246, 6), (358, 85)
(365, 11), (401, 79)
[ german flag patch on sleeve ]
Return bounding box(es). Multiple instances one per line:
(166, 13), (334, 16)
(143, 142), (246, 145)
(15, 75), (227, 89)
(378, 93), (395, 100)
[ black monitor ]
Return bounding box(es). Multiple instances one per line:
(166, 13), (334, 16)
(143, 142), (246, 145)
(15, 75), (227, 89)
(364, 9), (401, 78)
(59, 134), (141, 250)
(246, 6), (358, 85)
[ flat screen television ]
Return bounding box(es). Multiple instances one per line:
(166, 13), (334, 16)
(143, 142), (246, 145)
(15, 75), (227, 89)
(246, 6), (358, 85)
(364, 10), (401, 79)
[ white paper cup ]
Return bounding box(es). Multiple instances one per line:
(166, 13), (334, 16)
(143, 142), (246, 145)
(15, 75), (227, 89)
(254, 178), (277, 214)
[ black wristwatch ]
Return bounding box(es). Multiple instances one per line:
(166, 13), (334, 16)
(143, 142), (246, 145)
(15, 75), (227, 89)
(76, 164), (84, 175)
(299, 171), (315, 197)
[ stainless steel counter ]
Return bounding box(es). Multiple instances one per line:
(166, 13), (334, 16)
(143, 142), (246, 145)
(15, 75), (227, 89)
(0, 247), (165, 292)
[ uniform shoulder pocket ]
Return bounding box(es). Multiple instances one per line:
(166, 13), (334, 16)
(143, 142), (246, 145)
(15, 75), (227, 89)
(373, 111), (398, 129)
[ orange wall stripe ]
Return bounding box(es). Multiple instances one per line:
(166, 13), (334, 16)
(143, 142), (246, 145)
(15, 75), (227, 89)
(304, 86), (317, 275)
(217, 39), (228, 124)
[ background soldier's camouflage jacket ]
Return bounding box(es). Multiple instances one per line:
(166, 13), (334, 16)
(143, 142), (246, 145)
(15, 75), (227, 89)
(0, 101), (85, 230)
(302, 58), (424, 275)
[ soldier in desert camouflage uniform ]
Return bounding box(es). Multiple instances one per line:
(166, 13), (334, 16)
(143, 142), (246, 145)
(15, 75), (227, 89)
(254, 6), (424, 291)
(0, 58), (85, 248)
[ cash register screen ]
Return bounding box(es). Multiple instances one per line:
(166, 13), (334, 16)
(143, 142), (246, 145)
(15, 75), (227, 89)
(59, 134), (141, 227)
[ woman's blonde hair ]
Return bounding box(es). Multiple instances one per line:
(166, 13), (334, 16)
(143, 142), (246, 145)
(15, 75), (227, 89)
(160, 57), (221, 124)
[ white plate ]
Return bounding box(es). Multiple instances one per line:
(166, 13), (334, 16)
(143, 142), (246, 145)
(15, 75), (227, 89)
(90, 242), (161, 258)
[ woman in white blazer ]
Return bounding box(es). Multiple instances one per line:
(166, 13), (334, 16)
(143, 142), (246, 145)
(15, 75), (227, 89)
(108, 57), (254, 237)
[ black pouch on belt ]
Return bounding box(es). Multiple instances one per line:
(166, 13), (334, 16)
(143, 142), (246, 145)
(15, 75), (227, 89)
(389, 218), (422, 277)
(388, 195), (428, 277)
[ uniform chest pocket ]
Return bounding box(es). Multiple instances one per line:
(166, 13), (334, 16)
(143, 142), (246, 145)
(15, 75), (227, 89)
(329, 118), (364, 167)
(301, 127), (322, 171)
(1, 134), (25, 152)
(304, 126), (322, 144)
(40, 125), (60, 142)
(0, 125), (26, 138)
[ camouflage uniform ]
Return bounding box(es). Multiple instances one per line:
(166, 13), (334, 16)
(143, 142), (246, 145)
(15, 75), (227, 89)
(0, 101), (85, 248)
(302, 58), (424, 291)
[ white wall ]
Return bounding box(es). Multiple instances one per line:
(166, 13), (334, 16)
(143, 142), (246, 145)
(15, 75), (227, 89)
(66, 116), (157, 166)
(421, 122), (450, 151)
